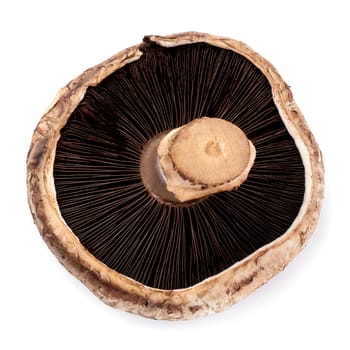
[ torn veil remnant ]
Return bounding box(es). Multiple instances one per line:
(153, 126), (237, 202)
(27, 32), (324, 320)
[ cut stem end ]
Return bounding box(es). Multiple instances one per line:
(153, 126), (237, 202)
(157, 117), (256, 202)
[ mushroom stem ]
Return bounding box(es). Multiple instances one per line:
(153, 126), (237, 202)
(157, 117), (256, 202)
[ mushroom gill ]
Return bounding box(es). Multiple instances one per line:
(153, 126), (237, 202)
(54, 41), (305, 290)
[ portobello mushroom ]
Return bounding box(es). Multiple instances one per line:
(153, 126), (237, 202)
(27, 32), (324, 320)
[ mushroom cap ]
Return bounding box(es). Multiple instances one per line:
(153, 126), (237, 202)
(27, 32), (324, 320)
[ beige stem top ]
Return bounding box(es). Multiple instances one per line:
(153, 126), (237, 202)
(157, 117), (256, 202)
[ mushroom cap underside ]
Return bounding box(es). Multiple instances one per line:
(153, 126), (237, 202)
(27, 32), (324, 320)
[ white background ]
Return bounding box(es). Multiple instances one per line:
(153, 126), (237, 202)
(1, 1), (349, 349)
